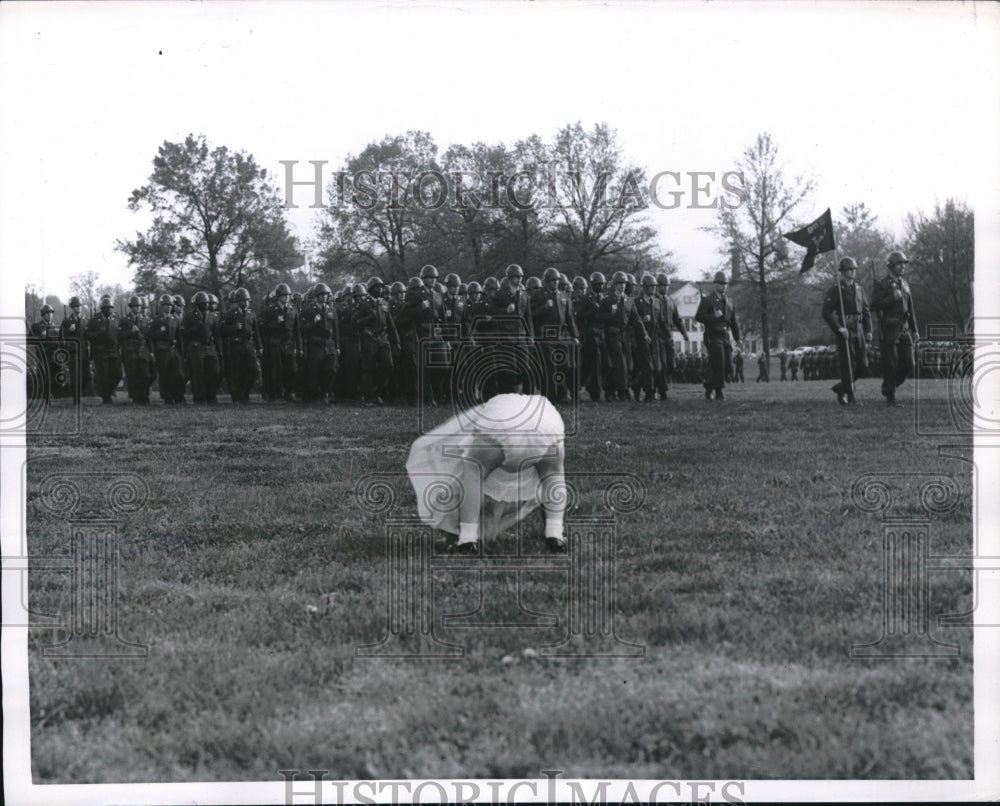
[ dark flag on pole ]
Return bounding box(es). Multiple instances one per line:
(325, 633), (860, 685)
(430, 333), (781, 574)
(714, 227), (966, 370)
(784, 208), (835, 273)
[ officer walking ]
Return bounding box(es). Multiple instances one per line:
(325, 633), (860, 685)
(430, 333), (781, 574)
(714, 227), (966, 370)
(870, 250), (918, 406)
(695, 272), (740, 401)
(822, 257), (873, 406)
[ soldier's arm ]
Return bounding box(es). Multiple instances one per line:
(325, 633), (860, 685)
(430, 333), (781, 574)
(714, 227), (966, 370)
(821, 289), (842, 333)
(387, 310), (400, 349)
(861, 290), (873, 338)
(628, 304), (650, 341)
(671, 305), (689, 339)
(694, 298), (711, 326)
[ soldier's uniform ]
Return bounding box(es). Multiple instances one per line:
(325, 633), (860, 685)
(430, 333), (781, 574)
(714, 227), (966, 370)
(84, 302), (123, 403)
(733, 350), (745, 383)
(531, 270), (579, 404)
(601, 273), (648, 401)
(59, 300), (90, 402)
(29, 309), (62, 404)
(149, 298), (184, 404)
(654, 283), (689, 397)
(870, 251), (918, 405)
(631, 284), (662, 402)
(299, 289), (338, 404)
(259, 289), (301, 402)
(118, 301), (152, 403)
(180, 294), (222, 404)
(788, 353), (799, 381)
(490, 268), (535, 395)
(822, 260), (872, 405)
(354, 282), (399, 406)
(574, 275), (607, 401)
(695, 273), (740, 400)
(222, 295), (263, 403)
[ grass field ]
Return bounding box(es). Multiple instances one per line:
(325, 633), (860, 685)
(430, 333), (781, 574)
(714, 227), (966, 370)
(25, 376), (974, 782)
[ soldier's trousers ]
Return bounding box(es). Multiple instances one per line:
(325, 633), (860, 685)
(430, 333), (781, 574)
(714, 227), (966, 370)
(264, 344), (296, 400)
(631, 339), (654, 398)
(581, 334), (604, 400)
(153, 349), (182, 402)
(538, 339), (571, 402)
(229, 345), (260, 402)
(361, 337), (393, 400)
(833, 334), (868, 395)
(188, 349), (219, 403)
(92, 352), (123, 402)
(604, 329), (628, 397)
(704, 338), (733, 392)
(337, 337), (361, 399)
(653, 338), (671, 395)
(880, 325), (914, 400)
(305, 343), (337, 401)
(122, 352), (150, 402)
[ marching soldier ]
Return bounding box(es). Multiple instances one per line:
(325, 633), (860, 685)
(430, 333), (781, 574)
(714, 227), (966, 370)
(822, 257), (872, 406)
(118, 296), (152, 403)
(871, 250), (918, 406)
(149, 294), (184, 404)
(695, 271), (740, 401)
(259, 283), (301, 402)
(654, 273), (689, 399)
(221, 287), (263, 403)
(59, 296), (90, 403)
(84, 296), (123, 404)
(788, 351), (799, 381)
(733, 349), (745, 383)
(180, 291), (222, 404)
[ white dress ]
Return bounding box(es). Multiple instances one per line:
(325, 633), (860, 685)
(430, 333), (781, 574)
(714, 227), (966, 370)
(406, 394), (565, 539)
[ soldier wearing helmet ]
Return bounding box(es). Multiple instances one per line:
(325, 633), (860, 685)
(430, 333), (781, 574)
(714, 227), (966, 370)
(59, 295), (92, 402)
(531, 267), (580, 404)
(821, 256), (872, 405)
(600, 270), (649, 401)
(629, 274), (663, 402)
(118, 294), (153, 403)
(28, 304), (62, 404)
(871, 250), (917, 406)
(487, 264), (535, 394)
(220, 287), (264, 403)
(259, 282), (302, 402)
(84, 296), (123, 404)
(179, 291), (222, 404)
(574, 271), (608, 401)
(653, 273), (688, 399)
(399, 267), (445, 405)
(298, 282), (339, 404)
(695, 271), (740, 401)
(353, 276), (400, 406)
(149, 293), (184, 403)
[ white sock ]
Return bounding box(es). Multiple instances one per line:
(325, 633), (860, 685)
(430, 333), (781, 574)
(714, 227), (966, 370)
(545, 517), (564, 540)
(458, 522), (478, 545)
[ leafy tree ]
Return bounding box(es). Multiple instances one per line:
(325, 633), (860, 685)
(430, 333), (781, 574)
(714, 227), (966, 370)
(903, 199), (973, 332)
(705, 132), (815, 355)
(117, 134), (301, 298)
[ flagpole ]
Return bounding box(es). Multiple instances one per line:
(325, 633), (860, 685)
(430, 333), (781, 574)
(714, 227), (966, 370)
(833, 243), (854, 396)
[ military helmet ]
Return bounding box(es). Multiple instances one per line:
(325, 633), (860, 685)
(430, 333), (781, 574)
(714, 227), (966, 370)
(543, 267), (560, 282)
(887, 250), (909, 267)
(69, 296), (82, 308)
(839, 257), (859, 272)
(526, 276), (543, 290)
(172, 295), (185, 307)
(656, 272), (670, 287)
(625, 273), (637, 288)
(314, 283), (332, 298)
(407, 276), (423, 290)
(128, 295), (141, 308)
(467, 281), (482, 295)
(640, 273), (655, 287)
(40, 303), (54, 315)
(291, 292), (302, 304)
(420, 264), (439, 280)
(458, 282), (468, 296)
(572, 276), (587, 291)
(434, 281), (446, 295)
(100, 296), (113, 309)
(159, 293), (173, 307)
(367, 276), (384, 292)
(274, 282), (291, 297)
(590, 271), (606, 287)
(227, 289), (237, 302)
(207, 293), (219, 305)
(235, 287), (252, 302)
(389, 281), (406, 295)
(558, 272), (570, 290)
(505, 263), (524, 279)
(712, 271), (729, 284)
(611, 270), (628, 285)
(444, 272), (461, 287)
(352, 283), (367, 297)
(483, 276), (500, 292)
(192, 291), (210, 305)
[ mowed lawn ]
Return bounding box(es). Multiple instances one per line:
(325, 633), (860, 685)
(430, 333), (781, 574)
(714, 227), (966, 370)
(25, 376), (973, 782)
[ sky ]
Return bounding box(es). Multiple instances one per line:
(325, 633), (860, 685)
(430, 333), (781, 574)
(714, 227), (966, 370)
(1, 0), (998, 305)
